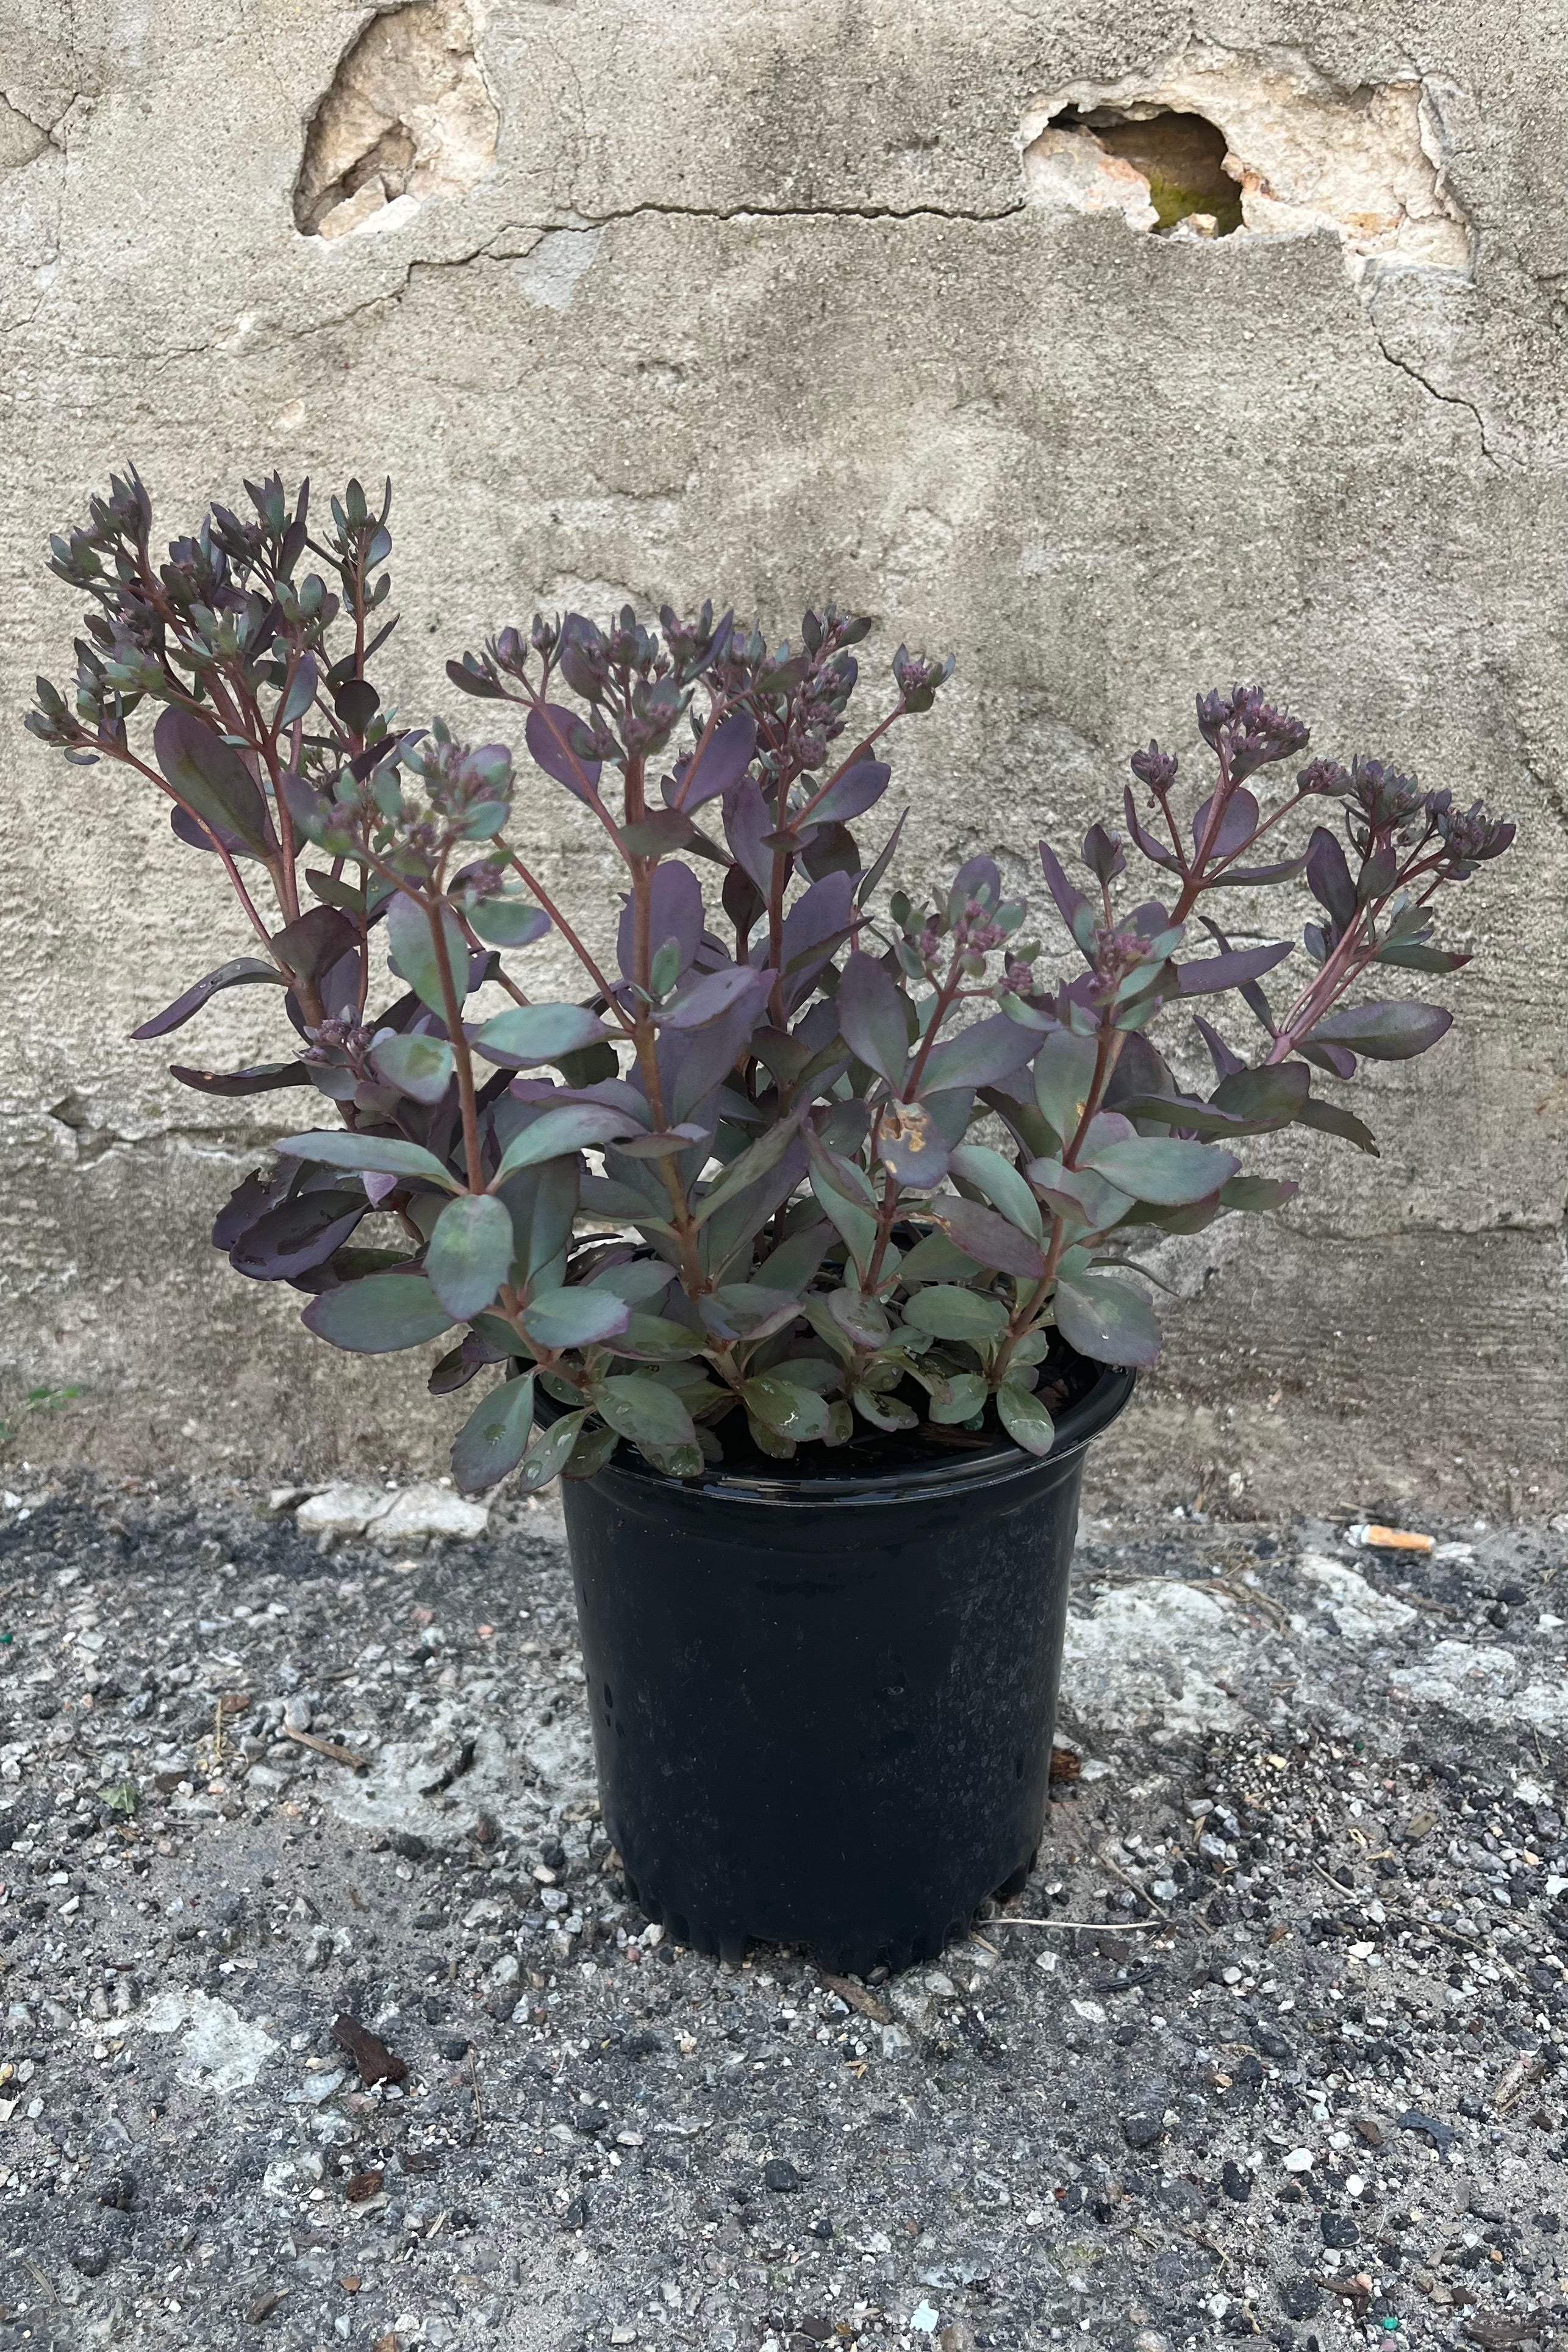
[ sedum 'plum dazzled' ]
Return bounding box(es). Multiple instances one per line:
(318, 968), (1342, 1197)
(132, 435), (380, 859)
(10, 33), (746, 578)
(30, 470), (1514, 1490)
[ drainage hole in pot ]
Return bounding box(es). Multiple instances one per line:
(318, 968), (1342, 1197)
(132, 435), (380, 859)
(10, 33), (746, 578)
(603, 1682), (613, 1711)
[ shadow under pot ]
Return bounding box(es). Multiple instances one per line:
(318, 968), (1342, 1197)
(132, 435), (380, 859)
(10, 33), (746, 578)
(535, 1353), (1134, 1978)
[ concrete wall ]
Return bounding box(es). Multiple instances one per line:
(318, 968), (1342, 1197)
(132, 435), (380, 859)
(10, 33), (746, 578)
(1, 0), (1563, 1515)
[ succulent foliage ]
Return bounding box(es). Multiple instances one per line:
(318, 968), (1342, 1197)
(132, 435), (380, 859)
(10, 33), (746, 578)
(32, 471), (1514, 1490)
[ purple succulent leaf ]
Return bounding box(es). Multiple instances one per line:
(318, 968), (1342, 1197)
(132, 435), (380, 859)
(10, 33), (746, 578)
(154, 705), (276, 857)
(1024, 1156), (1134, 1232)
(1051, 1269), (1161, 1368)
(855, 807), (909, 906)
(808, 758), (890, 828)
(1173, 940), (1293, 997)
(671, 711), (757, 810)
(1299, 1000), (1453, 1060)
(229, 1190), (367, 1281)
(1190, 786), (1261, 862)
(933, 1196), (1047, 1281)
(873, 1099), (950, 1189)
(915, 1011), (1039, 1098)
(836, 950), (910, 1091)
(1192, 1012), (1245, 1082)
(1038, 841), (1096, 954)
(1078, 1136), (1240, 1205)
(169, 1061), (313, 1096)
(1293, 1038), (1359, 1080)
(723, 773), (774, 897)
(524, 701), (601, 799)
(1080, 823), (1125, 885)
(1217, 852), (1311, 887)
(273, 904), (359, 983)
(1122, 786), (1183, 873)
(170, 803), (265, 861)
(132, 956), (287, 1039)
(949, 855), (1002, 917)
(617, 861), (703, 985)
(1305, 826), (1356, 932)
(657, 960), (767, 1031)
(1208, 1061), (1311, 1127)
(1294, 1095), (1380, 1156)
(778, 870), (856, 1008)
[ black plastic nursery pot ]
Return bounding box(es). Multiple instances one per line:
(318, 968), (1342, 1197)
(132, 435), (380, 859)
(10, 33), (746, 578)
(551, 1357), (1136, 1977)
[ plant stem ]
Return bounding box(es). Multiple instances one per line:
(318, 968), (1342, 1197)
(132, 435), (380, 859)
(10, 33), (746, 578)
(424, 894), (484, 1190)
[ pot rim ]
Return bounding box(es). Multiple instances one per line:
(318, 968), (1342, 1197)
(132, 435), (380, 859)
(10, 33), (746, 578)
(548, 1359), (1137, 1511)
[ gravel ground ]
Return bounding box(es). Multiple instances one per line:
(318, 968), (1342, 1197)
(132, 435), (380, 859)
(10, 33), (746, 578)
(1, 1468), (1565, 2352)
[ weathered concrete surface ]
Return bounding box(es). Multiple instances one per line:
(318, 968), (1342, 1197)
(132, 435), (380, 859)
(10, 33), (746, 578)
(0, 1), (1563, 1512)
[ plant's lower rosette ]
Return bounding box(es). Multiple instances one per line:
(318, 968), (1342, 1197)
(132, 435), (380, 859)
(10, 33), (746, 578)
(546, 1354), (1134, 1975)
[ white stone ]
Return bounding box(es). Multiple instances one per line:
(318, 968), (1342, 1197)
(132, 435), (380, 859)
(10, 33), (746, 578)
(295, 1485), (392, 1541)
(138, 1990), (279, 2094)
(1300, 1554), (1419, 1640)
(370, 1485), (489, 1545)
(1062, 1582), (1250, 1734)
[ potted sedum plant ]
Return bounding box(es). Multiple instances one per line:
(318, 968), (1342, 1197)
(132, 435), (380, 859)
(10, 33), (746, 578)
(32, 471), (1513, 1971)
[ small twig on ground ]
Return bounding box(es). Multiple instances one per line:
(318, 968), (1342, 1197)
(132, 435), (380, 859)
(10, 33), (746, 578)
(987, 1917), (1159, 1932)
(1100, 1845), (1172, 1922)
(283, 1726), (369, 1770)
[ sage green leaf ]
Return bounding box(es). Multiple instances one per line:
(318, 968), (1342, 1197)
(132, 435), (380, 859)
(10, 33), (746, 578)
(1033, 1031), (1100, 1149)
(303, 1269), (456, 1353)
(521, 1286), (631, 1350)
(850, 1385), (918, 1432)
(370, 1032), (455, 1106)
(741, 1375), (833, 1442)
(518, 1407), (587, 1491)
(468, 897), (552, 948)
(1052, 1270), (1160, 1368)
(948, 1143), (1044, 1240)
(928, 1372), (987, 1424)
(1219, 1175), (1299, 1212)
(896, 1228), (980, 1282)
(493, 1104), (644, 1181)
(593, 1375), (697, 1450)
(424, 1192), (515, 1320)
(693, 1109), (805, 1227)
(1079, 1136), (1240, 1206)
(451, 1371), (536, 1494)
(274, 1130), (461, 1193)
(386, 889), (471, 1018)
(473, 1004), (609, 1066)
(903, 1286), (1009, 1344)
(564, 1421), (619, 1479)
(997, 1380), (1055, 1457)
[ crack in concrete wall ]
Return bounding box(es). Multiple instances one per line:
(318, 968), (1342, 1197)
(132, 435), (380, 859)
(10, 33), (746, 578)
(1022, 43), (1472, 287)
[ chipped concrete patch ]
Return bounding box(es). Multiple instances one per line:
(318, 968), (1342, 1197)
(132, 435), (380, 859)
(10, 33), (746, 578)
(1061, 1580), (1252, 1736)
(1390, 1637), (1568, 1732)
(329, 1693), (594, 1845)
(295, 0), (498, 240)
(1022, 41), (1470, 283)
(137, 1988), (280, 2094)
(1299, 1552), (1419, 1641)
(513, 225), (606, 310)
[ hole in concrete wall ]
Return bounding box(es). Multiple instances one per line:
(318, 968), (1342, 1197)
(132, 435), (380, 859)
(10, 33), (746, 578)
(1048, 107), (1244, 239)
(1022, 45), (1471, 282)
(295, 0), (498, 242)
